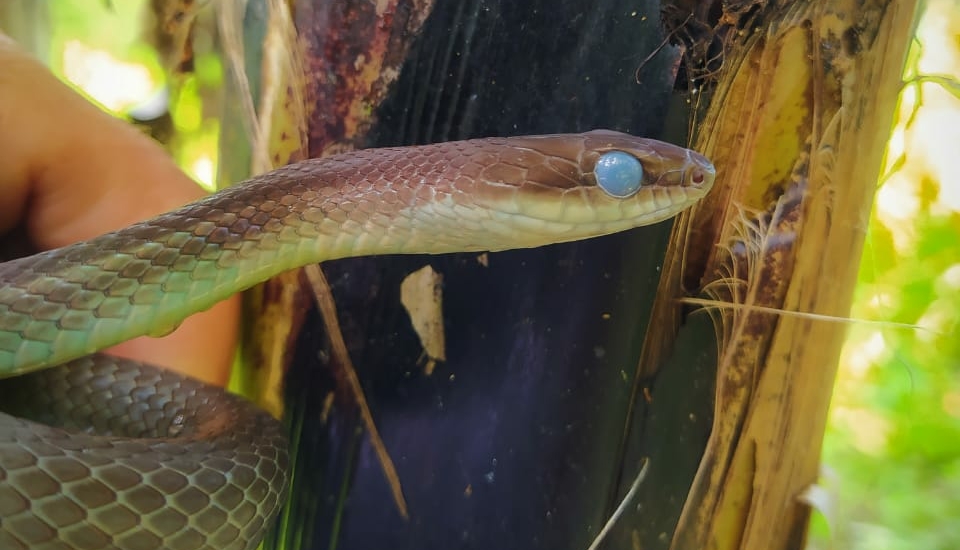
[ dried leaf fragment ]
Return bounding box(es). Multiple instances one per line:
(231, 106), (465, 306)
(400, 265), (446, 375)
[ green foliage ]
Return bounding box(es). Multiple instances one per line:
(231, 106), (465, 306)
(42, 0), (221, 190)
(813, 2), (960, 546)
(47, 0), (165, 102)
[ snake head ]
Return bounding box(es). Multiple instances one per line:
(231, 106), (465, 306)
(202, 130), (715, 258)
(452, 129), (716, 250)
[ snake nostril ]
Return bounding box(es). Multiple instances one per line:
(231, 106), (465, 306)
(691, 169), (705, 185)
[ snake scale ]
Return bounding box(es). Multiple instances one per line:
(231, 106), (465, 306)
(0, 130), (715, 549)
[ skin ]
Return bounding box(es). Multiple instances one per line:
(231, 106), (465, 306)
(0, 35), (237, 386)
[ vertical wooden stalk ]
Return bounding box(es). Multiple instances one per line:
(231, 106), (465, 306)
(663, 1), (921, 549)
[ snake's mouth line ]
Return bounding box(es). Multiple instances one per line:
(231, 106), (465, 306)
(479, 186), (703, 224)
(388, 185), (707, 253)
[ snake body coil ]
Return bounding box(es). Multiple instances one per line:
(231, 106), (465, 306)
(0, 130), (714, 549)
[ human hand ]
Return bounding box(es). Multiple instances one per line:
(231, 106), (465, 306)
(0, 35), (238, 386)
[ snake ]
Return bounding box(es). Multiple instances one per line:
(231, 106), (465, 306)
(0, 129), (715, 550)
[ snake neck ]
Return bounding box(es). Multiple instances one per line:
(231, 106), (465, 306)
(0, 147), (500, 374)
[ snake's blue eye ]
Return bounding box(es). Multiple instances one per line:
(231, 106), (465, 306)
(594, 151), (644, 198)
